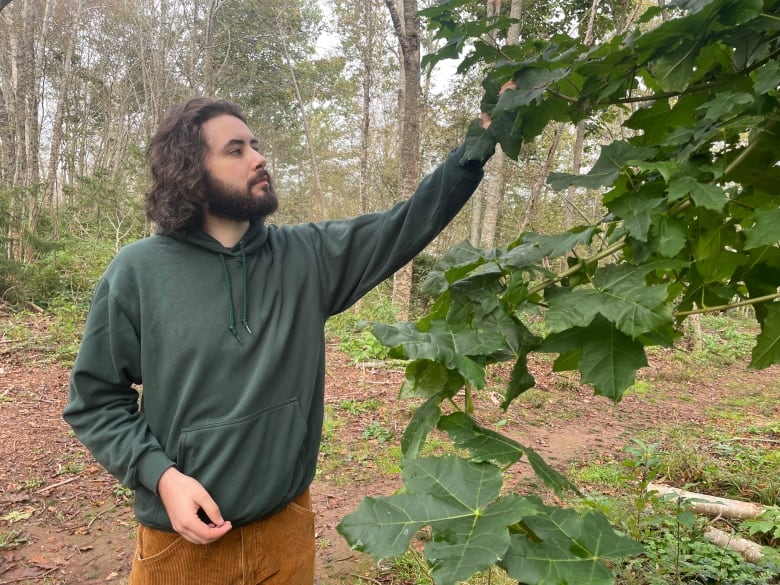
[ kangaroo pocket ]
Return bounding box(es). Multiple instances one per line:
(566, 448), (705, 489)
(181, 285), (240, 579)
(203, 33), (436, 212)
(176, 398), (307, 526)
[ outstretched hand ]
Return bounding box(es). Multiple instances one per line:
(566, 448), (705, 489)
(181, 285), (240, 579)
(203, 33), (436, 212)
(157, 467), (232, 544)
(480, 79), (517, 129)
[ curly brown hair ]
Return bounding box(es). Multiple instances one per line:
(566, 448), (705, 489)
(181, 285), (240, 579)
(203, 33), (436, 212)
(144, 98), (248, 233)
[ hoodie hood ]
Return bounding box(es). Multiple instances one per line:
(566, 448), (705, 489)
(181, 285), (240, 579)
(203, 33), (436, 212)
(164, 220), (270, 255)
(164, 221), (270, 342)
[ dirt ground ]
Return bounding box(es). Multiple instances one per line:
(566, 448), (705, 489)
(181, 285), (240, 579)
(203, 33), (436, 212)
(1, 328), (779, 584)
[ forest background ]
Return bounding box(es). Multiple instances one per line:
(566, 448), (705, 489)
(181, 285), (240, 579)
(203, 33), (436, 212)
(0, 0), (630, 319)
(2, 0), (780, 583)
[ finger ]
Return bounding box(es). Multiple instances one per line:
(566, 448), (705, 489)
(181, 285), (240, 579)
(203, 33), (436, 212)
(179, 518), (233, 545)
(195, 492), (227, 528)
(499, 80), (516, 94)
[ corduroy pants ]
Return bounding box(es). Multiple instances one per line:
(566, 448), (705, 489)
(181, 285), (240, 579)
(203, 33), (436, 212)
(128, 489), (315, 585)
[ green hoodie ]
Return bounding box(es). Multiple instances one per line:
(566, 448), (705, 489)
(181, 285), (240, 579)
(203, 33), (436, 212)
(64, 144), (485, 531)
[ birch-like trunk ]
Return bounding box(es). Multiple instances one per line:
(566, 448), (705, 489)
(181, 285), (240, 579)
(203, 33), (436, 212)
(385, 0), (420, 320)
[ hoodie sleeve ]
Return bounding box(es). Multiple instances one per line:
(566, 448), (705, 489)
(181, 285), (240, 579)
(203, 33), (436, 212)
(311, 143), (488, 316)
(63, 274), (174, 494)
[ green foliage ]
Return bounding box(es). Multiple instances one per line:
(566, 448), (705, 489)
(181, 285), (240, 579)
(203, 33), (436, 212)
(338, 456), (642, 585)
(0, 530), (27, 550)
(743, 507), (780, 546)
(339, 329), (391, 364)
(326, 287), (397, 363)
(362, 421), (394, 443)
(339, 1), (780, 583)
(660, 423), (780, 507)
(572, 433), (780, 584)
(627, 525), (780, 585)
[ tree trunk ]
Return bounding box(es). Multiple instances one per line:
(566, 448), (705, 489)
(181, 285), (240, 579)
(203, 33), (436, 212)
(44, 0), (83, 209)
(470, 190), (483, 244)
(358, 0), (374, 216)
(477, 0), (504, 248)
(565, 0), (599, 230)
(520, 124), (564, 232)
(479, 154), (502, 247)
(477, 0), (522, 248)
(280, 35), (327, 221)
(385, 0), (420, 320)
(202, 0), (220, 95)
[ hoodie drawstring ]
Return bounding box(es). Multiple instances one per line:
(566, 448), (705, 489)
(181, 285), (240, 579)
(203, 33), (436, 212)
(239, 244), (252, 335)
(219, 245), (251, 343)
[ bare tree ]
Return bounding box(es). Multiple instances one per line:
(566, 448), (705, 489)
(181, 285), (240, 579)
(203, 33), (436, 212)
(358, 0), (376, 216)
(475, 0), (522, 248)
(384, 0), (421, 319)
(279, 31), (327, 221)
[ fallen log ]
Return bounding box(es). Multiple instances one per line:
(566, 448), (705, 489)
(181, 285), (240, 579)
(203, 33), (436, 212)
(647, 482), (766, 520)
(703, 526), (764, 563)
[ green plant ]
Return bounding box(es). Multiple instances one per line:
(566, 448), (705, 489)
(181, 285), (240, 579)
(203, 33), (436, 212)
(361, 421), (393, 443)
(338, 398), (382, 415)
(1, 509), (34, 523)
(743, 507), (780, 547)
(21, 478), (44, 491)
(113, 483), (134, 502)
(0, 530), (27, 550)
(336, 2), (780, 583)
(338, 328), (390, 364)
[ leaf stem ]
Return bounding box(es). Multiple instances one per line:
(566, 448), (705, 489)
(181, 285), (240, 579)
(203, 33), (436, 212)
(673, 292), (780, 317)
(526, 238), (627, 296)
(725, 119), (777, 177)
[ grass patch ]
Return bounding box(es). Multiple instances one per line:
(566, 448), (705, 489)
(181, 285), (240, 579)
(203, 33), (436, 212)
(570, 429), (780, 584)
(659, 423), (780, 507)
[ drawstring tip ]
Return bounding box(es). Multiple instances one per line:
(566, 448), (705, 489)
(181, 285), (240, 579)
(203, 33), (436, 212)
(243, 321), (253, 335)
(229, 327), (242, 344)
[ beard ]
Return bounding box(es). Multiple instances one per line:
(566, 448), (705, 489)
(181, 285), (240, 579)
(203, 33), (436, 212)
(204, 170), (279, 222)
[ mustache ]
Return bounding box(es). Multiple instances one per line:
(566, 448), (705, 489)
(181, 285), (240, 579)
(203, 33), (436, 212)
(249, 171), (271, 186)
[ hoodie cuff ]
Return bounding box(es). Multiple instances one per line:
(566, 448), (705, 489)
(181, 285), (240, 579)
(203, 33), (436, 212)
(458, 118), (499, 167)
(136, 449), (176, 495)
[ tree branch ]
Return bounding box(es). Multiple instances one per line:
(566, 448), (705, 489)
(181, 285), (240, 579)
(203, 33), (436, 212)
(674, 292), (780, 317)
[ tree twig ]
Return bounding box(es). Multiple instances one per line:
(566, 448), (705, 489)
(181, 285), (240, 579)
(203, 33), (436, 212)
(34, 476), (78, 494)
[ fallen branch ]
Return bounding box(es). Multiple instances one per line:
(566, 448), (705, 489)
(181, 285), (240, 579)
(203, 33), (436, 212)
(703, 526), (764, 563)
(647, 482), (766, 520)
(34, 476), (78, 495)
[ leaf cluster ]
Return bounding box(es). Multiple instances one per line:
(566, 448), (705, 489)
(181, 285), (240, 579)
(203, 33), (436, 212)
(339, 1), (780, 583)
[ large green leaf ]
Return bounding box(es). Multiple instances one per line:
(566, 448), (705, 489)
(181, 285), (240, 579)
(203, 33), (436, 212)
(540, 316), (649, 401)
(744, 208), (780, 249)
(338, 456), (631, 585)
(519, 226), (599, 260)
(422, 240), (497, 296)
(372, 320), (487, 388)
(548, 141), (656, 190)
(503, 352), (536, 408)
(545, 264), (673, 339)
(667, 176), (728, 211)
(338, 457), (534, 584)
(750, 303), (780, 369)
(500, 505), (644, 585)
(401, 392), (444, 459)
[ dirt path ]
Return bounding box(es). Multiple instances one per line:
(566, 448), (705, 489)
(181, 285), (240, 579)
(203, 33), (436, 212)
(1, 340), (778, 584)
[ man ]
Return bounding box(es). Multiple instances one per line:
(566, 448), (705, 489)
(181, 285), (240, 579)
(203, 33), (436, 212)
(64, 96), (499, 584)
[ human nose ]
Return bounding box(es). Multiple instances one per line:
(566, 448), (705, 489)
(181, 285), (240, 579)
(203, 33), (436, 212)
(250, 149), (266, 169)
